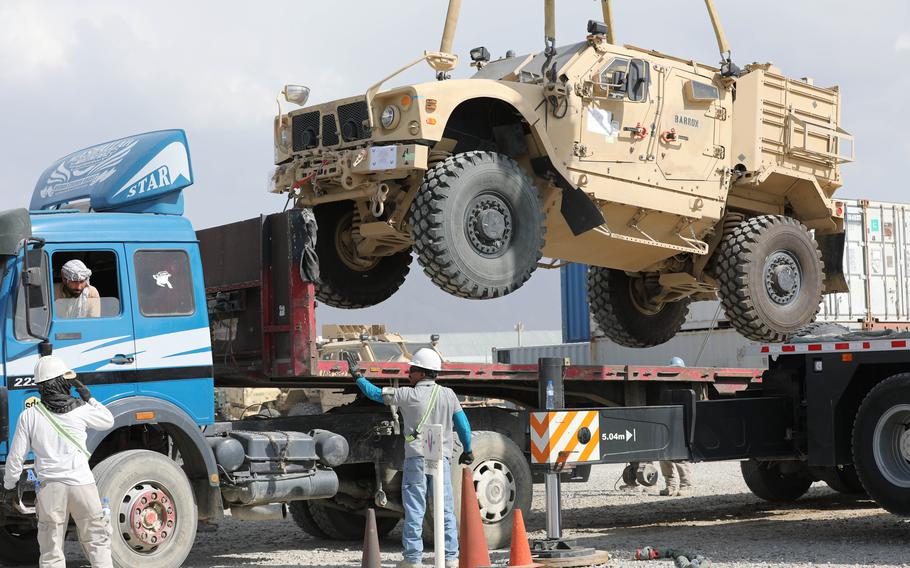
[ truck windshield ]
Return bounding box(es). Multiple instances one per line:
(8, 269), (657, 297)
(368, 342), (405, 362)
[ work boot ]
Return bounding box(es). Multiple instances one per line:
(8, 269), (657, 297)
(445, 559), (459, 568)
(396, 560), (422, 568)
(659, 486), (680, 496)
(676, 485), (694, 497)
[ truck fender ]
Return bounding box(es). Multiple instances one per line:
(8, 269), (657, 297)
(86, 396), (219, 488)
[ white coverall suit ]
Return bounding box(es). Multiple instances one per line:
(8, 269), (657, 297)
(4, 398), (115, 567)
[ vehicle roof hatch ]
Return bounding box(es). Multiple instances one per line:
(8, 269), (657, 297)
(30, 130), (193, 215)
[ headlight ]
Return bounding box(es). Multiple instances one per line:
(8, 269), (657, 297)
(380, 105), (398, 129)
(279, 125), (290, 148)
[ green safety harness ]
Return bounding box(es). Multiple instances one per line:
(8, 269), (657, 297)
(404, 384), (441, 443)
(34, 401), (91, 458)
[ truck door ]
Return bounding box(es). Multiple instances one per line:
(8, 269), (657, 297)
(124, 244), (213, 422)
(653, 68), (725, 181)
(578, 55), (656, 165)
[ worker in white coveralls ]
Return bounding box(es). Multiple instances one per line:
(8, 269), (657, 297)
(348, 349), (474, 568)
(54, 259), (101, 319)
(2, 355), (115, 567)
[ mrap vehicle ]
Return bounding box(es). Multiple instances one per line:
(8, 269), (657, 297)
(0, 132), (900, 568)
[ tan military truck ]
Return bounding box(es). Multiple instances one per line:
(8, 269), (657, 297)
(270, 0), (852, 345)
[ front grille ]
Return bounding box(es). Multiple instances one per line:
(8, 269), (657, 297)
(338, 101), (370, 142)
(292, 111), (320, 152)
(321, 114), (339, 146)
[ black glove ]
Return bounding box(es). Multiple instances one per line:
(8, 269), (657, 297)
(342, 352), (361, 380)
(459, 451), (474, 465)
(0, 484), (18, 507)
(72, 379), (92, 402)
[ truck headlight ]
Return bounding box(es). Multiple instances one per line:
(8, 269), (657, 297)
(380, 105), (398, 129)
(279, 125), (290, 148)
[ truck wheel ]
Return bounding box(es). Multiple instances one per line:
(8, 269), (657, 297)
(0, 526), (39, 565)
(305, 500), (398, 540)
(717, 215), (824, 342)
(818, 465), (866, 495)
(93, 450), (197, 568)
(411, 152), (544, 300)
(314, 201), (411, 309)
(435, 431), (532, 550)
(288, 500), (330, 539)
(852, 373), (910, 515)
(588, 267), (690, 347)
(740, 459), (813, 502)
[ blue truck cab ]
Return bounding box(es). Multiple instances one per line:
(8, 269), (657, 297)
(0, 131), (342, 568)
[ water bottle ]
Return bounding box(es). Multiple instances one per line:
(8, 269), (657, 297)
(101, 497), (111, 523)
(545, 380), (555, 409)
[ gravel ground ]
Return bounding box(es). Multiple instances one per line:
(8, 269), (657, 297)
(64, 461), (910, 567)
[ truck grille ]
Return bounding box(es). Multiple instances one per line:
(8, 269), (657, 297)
(321, 114), (339, 146)
(292, 111), (320, 152)
(338, 101), (370, 142)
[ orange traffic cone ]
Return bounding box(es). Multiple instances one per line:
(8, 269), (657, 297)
(507, 508), (538, 568)
(459, 466), (492, 568)
(361, 508), (381, 568)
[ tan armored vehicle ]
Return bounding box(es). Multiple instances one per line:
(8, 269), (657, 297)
(271, 0), (852, 345)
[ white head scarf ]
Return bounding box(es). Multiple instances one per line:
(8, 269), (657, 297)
(60, 259), (94, 318)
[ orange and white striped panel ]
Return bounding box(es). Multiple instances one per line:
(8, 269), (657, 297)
(530, 410), (600, 465)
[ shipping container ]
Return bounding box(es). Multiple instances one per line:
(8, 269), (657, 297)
(493, 342), (592, 365)
(561, 199), (910, 342)
(560, 263), (590, 343)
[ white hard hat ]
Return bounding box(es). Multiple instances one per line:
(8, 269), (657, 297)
(410, 348), (442, 372)
(34, 355), (76, 384)
(668, 357), (686, 367)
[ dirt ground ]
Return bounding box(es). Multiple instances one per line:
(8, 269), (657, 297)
(63, 461), (909, 567)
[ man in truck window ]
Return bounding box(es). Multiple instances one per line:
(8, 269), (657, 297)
(349, 349), (473, 568)
(54, 259), (101, 319)
(2, 355), (115, 567)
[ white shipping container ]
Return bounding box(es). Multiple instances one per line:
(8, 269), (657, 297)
(493, 342), (592, 365)
(591, 328), (767, 370)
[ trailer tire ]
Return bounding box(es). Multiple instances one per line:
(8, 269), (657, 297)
(817, 465), (866, 495)
(717, 215), (824, 342)
(0, 526), (39, 565)
(740, 459), (813, 502)
(93, 450), (197, 568)
(411, 152), (544, 300)
(305, 500), (398, 541)
(852, 373), (910, 515)
(588, 267), (690, 347)
(429, 431), (531, 550)
(314, 201), (411, 309)
(288, 500), (330, 539)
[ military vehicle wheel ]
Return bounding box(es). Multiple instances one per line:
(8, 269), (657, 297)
(411, 152), (544, 299)
(717, 215), (823, 342)
(314, 201), (411, 309)
(852, 374), (910, 515)
(740, 459), (813, 502)
(587, 267), (690, 347)
(0, 525), (39, 565)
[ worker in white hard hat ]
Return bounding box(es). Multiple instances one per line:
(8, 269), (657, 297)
(348, 348), (472, 568)
(54, 259), (101, 319)
(2, 355), (114, 567)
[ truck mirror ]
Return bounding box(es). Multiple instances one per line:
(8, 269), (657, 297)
(20, 244), (50, 341)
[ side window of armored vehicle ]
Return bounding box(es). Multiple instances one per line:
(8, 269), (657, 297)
(13, 250), (50, 340)
(598, 58), (630, 99)
(626, 59), (650, 102)
(134, 250), (195, 317)
(51, 251), (121, 319)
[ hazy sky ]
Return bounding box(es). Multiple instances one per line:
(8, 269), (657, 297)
(0, 1), (907, 333)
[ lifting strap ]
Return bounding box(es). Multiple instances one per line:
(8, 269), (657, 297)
(405, 384), (441, 443)
(35, 402), (91, 458)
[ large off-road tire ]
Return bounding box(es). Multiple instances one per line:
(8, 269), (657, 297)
(426, 431), (532, 551)
(852, 374), (910, 515)
(410, 152), (545, 299)
(303, 500), (398, 540)
(740, 459), (813, 502)
(314, 201), (411, 309)
(0, 525), (39, 565)
(588, 267), (690, 347)
(717, 215), (824, 342)
(93, 450), (197, 568)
